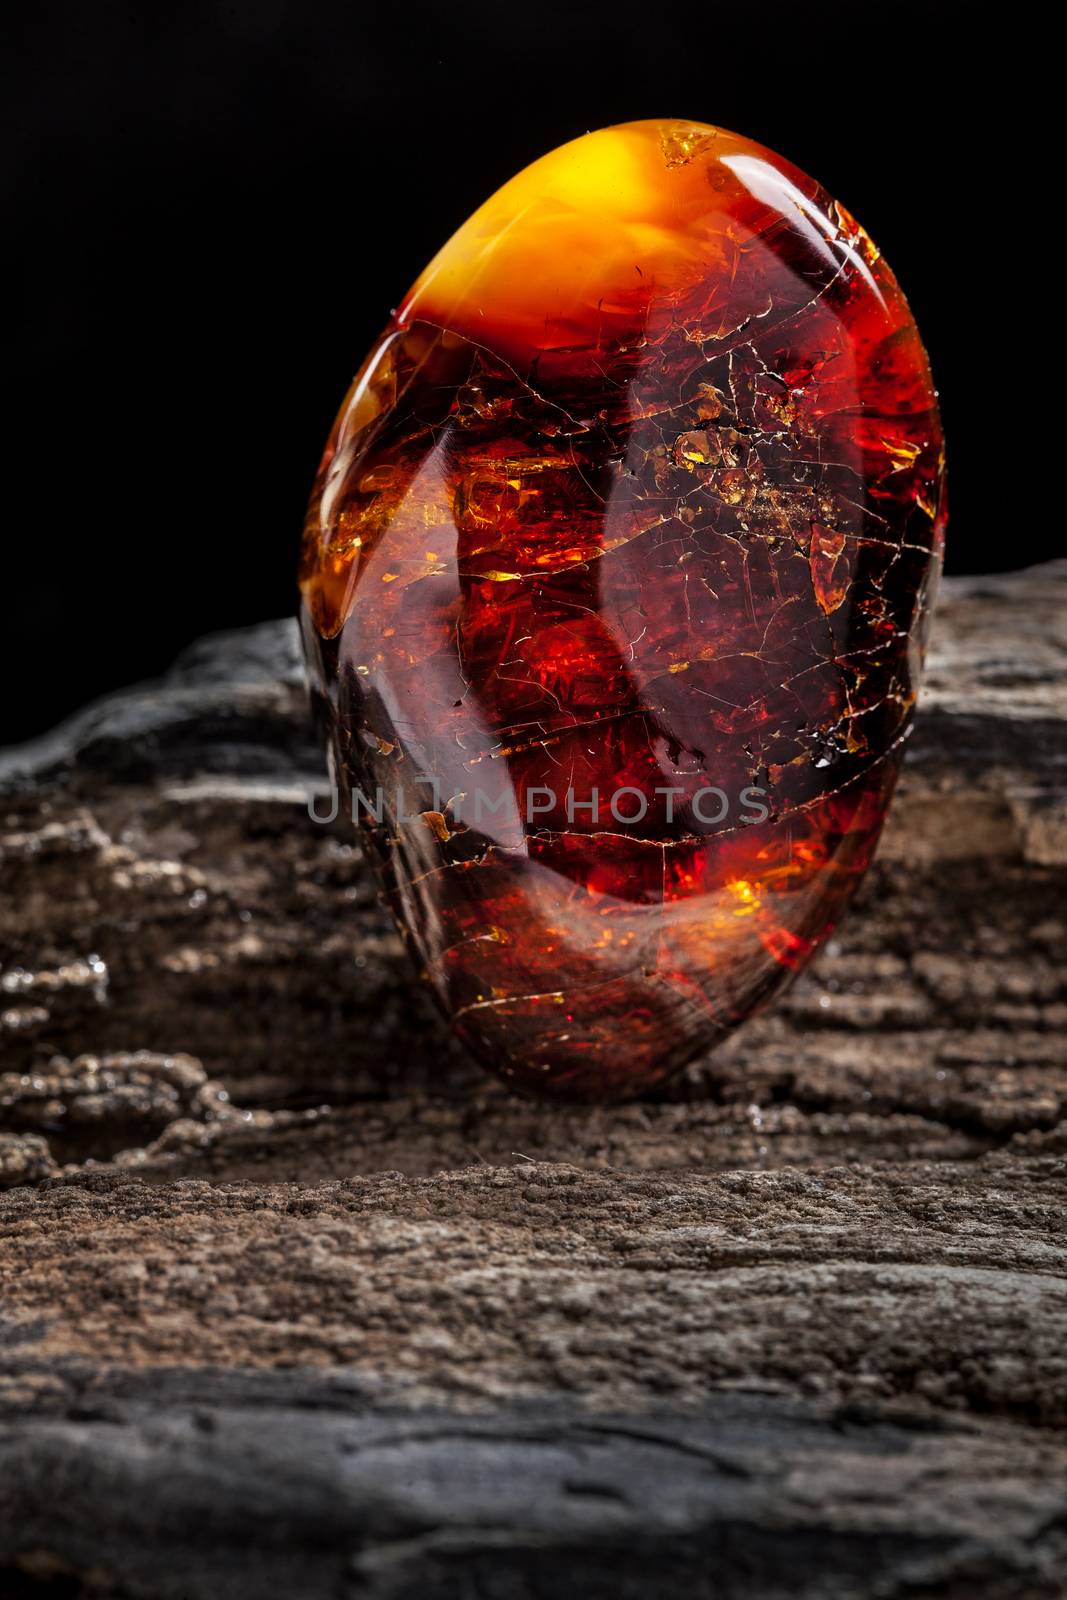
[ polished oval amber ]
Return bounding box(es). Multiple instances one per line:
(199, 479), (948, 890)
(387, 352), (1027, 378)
(300, 120), (945, 1101)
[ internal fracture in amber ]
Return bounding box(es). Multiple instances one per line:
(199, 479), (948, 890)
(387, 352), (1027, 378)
(300, 119), (945, 1101)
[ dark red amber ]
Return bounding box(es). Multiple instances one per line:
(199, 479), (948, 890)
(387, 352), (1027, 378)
(300, 119), (945, 1101)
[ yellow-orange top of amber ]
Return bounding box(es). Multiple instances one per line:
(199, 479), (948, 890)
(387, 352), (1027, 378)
(300, 120), (945, 1101)
(403, 122), (865, 360)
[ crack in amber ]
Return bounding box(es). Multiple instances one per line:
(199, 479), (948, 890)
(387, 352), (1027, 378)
(299, 119), (945, 1101)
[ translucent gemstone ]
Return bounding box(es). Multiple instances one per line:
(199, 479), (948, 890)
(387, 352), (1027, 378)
(299, 119), (945, 1101)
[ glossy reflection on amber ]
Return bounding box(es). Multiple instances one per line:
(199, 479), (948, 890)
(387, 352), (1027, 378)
(300, 119), (945, 1101)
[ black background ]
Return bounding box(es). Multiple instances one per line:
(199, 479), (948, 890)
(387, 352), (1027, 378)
(7, 1), (1046, 744)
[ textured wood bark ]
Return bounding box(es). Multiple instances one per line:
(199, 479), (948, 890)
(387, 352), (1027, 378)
(0, 563), (1065, 1598)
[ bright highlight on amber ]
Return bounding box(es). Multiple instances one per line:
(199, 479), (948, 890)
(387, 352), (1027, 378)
(300, 119), (945, 1101)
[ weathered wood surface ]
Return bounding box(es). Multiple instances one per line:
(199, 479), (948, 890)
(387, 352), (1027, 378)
(0, 562), (1065, 1597)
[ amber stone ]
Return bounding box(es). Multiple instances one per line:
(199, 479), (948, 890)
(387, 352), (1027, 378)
(299, 119), (945, 1101)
